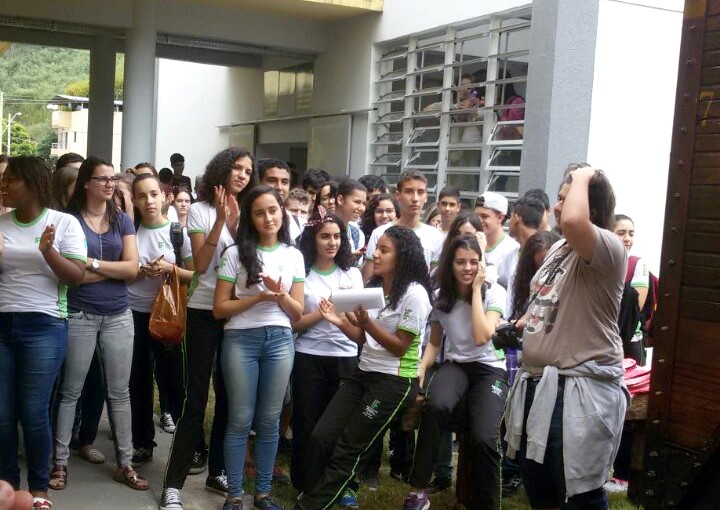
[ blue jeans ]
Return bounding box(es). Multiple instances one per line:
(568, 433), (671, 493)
(0, 312), (67, 491)
(222, 326), (294, 497)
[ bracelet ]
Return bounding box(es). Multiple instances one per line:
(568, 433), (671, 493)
(205, 240), (218, 247)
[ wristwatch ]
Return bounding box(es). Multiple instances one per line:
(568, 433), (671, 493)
(90, 258), (101, 271)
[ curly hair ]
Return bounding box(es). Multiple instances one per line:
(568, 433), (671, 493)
(509, 230), (560, 319)
(360, 193), (400, 240)
(6, 156), (53, 209)
(366, 225), (432, 311)
(434, 234), (486, 313)
(297, 210), (354, 275)
(202, 147), (255, 204)
(235, 185), (291, 288)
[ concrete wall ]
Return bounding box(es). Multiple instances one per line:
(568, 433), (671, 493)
(153, 58), (264, 182)
(587, 0), (683, 273)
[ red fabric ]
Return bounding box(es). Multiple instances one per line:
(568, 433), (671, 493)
(623, 358), (651, 396)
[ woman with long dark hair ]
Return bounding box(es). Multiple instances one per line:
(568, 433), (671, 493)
(290, 207), (364, 493)
(405, 234), (507, 510)
(0, 157), (86, 510)
(52, 156), (144, 490)
(214, 185), (305, 510)
(160, 147), (255, 510)
(509, 231), (561, 321)
(295, 226), (432, 510)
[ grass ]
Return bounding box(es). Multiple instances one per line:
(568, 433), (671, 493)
(180, 386), (642, 509)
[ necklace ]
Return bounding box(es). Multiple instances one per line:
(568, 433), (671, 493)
(85, 208), (106, 217)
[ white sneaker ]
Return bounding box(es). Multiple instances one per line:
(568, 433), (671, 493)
(160, 487), (183, 509)
(603, 477), (628, 493)
(160, 412), (176, 433)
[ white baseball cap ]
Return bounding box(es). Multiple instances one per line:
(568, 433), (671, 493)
(478, 192), (508, 215)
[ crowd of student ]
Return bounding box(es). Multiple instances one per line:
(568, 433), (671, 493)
(0, 149), (654, 510)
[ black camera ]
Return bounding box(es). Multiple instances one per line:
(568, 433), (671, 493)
(169, 222), (184, 250)
(491, 323), (521, 350)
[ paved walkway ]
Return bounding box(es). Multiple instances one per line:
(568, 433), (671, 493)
(42, 414), (248, 510)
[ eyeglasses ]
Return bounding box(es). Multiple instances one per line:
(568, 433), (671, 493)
(90, 176), (119, 185)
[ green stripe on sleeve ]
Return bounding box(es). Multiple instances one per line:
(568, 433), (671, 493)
(217, 275), (236, 283)
(62, 253), (88, 263)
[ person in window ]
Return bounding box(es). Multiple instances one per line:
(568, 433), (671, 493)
(0, 157), (86, 510)
(294, 226), (432, 510)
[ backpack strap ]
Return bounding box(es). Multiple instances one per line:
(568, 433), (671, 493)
(626, 255), (640, 283)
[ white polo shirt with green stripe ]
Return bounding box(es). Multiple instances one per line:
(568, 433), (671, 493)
(217, 242), (305, 330)
(358, 282), (431, 378)
(0, 209), (87, 319)
(431, 283), (507, 368)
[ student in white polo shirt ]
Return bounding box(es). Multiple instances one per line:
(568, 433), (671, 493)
(295, 225), (432, 510)
(334, 178), (368, 257)
(0, 157), (86, 510)
(161, 147), (255, 510)
(474, 191), (519, 289)
(404, 234), (507, 510)
(127, 174), (195, 466)
(363, 171), (443, 281)
(214, 185), (305, 510)
(290, 206), (364, 494)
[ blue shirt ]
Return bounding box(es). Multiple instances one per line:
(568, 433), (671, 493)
(68, 211), (135, 315)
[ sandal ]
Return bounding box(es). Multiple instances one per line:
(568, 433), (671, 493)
(48, 465), (67, 491)
(113, 465), (149, 491)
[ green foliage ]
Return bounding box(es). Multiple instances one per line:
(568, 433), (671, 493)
(65, 72), (124, 99)
(2, 120), (38, 156)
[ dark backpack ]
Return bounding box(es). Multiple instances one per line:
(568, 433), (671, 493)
(626, 256), (660, 346)
(618, 279), (642, 350)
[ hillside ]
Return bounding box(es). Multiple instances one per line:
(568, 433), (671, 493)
(0, 43), (123, 155)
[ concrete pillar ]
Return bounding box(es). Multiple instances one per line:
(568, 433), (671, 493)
(121, 0), (157, 169)
(87, 35), (116, 162)
(520, 0), (600, 194)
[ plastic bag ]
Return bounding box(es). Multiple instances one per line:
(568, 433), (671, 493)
(149, 265), (187, 344)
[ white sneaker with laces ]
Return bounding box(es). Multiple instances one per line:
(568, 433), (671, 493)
(160, 412), (176, 433)
(160, 487), (183, 510)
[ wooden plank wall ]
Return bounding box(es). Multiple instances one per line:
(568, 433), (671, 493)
(638, 0), (720, 507)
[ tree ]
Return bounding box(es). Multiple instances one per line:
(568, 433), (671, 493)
(2, 120), (39, 156)
(65, 72), (124, 99)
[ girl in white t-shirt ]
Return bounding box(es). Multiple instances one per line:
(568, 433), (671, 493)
(289, 206), (364, 492)
(295, 225), (432, 510)
(161, 147), (256, 510)
(214, 185), (304, 510)
(127, 175), (195, 464)
(405, 233), (507, 510)
(0, 156), (86, 510)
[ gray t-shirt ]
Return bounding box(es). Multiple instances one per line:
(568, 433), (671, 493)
(522, 226), (626, 369)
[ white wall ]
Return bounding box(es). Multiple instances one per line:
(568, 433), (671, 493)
(587, 0), (683, 274)
(154, 59), (264, 183)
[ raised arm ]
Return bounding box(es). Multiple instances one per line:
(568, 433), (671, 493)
(560, 167), (598, 262)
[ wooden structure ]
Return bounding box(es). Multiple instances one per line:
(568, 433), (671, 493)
(631, 0), (720, 507)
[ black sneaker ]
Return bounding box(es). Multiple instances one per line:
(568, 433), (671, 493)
(132, 447), (153, 467)
(501, 474), (523, 497)
(205, 472), (229, 497)
(253, 496), (284, 510)
(426, 475), (451, 494)
(188, 450), (208, 475)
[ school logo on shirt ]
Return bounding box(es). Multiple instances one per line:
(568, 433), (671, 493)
(219, 258), (227, 269)
(158, 240), (167, 249)
(362, 399), (382, 420)
(34, 237), (41, 244)
(402, 309), (413, 320)
(490, 380), (503, 397)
